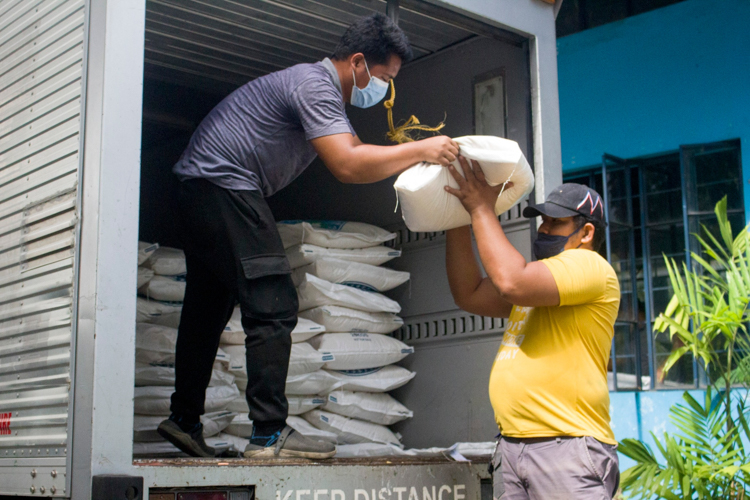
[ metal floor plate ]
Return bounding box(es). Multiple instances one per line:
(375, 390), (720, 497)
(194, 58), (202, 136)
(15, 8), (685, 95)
(134, 456), (489, 467)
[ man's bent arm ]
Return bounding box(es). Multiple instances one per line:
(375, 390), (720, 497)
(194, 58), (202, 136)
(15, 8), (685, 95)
(446, 226), (513, 318)
(311, 133), (458, 184)
(470, 206), (559, 307)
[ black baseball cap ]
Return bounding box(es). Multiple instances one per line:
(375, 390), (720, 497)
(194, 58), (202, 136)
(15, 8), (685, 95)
(522, 183), (605, 222)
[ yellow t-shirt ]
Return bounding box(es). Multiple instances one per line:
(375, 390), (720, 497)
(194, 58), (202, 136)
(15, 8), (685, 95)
(488, 248), (620, 445)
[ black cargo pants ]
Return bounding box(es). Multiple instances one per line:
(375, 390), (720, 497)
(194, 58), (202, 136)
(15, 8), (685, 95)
(170, 178), (298, 426)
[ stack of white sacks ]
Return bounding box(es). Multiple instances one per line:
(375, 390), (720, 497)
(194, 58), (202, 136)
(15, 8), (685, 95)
(132, 221), (422, 457)
(219, 221), (417, 455)
(134, 242), (243, 456)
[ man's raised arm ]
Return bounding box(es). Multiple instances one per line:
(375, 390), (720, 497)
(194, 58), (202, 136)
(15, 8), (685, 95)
(445, 156), (560, 308)
(446, 225), (513, 318)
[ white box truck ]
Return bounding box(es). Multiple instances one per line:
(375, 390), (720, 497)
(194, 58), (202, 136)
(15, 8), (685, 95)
(0, 0), (562, 497)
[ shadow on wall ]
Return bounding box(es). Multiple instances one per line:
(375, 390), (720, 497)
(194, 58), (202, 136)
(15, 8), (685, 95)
(138, 79), (228, 247)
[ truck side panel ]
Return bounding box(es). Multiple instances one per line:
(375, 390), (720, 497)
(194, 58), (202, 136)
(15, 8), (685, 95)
(0, 0), (86, 495)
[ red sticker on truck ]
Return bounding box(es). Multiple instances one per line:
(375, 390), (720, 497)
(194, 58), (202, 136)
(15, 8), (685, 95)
(0, 413), (11, 435)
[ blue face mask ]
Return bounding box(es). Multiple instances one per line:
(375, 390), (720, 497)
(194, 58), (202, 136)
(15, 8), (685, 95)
(351, 60), (389, 109)
(533, 225), (583, 260)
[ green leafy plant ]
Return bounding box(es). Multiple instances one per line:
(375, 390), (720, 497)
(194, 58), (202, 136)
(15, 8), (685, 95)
(653, 196), (750, 426)
(618, 196), (750, 499)
(619, 389), (749, 499)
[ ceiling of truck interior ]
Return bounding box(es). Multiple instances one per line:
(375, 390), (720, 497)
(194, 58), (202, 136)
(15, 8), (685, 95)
(143, 0), (524, 93)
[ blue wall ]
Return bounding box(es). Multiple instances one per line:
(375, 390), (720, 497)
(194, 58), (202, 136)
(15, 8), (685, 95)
(610, 390), (749, 471)
(611, 390), (705, 470)
(557, 0), (750, 471)
(557, 0), (750, 221)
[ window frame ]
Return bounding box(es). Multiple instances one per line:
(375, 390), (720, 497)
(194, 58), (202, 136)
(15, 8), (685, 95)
(563, 139), (743, 391)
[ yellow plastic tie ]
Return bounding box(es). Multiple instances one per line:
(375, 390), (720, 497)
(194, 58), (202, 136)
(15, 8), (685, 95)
(384, 80), (445, 144)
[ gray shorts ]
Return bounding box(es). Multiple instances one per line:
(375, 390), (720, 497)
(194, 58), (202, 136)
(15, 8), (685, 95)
(492, 436), (619, 500)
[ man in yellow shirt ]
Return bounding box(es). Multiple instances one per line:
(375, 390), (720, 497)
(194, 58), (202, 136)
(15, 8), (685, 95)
(444, 156), (621, 499)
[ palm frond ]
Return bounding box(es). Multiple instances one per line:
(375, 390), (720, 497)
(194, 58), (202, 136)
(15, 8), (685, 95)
(622, 198), (750, 499)
(714, 196), (734, 251)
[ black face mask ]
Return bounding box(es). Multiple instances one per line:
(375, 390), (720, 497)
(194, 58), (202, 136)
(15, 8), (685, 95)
(533, 225), (583, 260)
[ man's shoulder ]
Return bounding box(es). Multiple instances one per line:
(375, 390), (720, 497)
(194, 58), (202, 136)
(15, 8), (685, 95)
(251, 63), (340, 110)
(282, 62), (336, 91)
(236, 62), (332, 95)
(562, 249), (617, 283)
(550, 248), (613, 272)
(544, 249), (620, 302)
(285, 61), (328, 78)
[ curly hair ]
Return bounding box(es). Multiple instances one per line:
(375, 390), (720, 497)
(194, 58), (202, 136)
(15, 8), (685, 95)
(332, 13), (413, 65)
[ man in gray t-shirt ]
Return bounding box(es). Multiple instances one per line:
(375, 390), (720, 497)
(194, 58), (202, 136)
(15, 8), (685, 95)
(158, 14), (459, 460)
(172, 60), (357, 196)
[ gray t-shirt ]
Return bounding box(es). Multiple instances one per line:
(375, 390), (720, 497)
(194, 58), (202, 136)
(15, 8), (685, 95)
(173, 60), (355, 196)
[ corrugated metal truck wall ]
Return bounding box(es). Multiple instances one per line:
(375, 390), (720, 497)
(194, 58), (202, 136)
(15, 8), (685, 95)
(0, 0), (86, 494)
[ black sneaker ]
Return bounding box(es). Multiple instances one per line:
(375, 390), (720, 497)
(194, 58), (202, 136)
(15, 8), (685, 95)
(157, 418), (215, 458)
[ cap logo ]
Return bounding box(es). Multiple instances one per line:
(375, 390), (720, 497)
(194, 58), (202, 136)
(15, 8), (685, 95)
(576, 191), (603, 217)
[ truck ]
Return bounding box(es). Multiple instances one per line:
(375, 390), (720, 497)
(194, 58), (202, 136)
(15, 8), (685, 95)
(0, 0), (562, 497)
